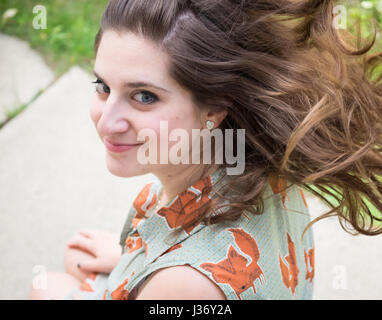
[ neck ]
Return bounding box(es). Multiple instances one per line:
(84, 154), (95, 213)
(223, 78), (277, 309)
(154, 164), (221, 205)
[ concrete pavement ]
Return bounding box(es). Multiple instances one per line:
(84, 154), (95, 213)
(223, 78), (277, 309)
(0, 33), (55, 125)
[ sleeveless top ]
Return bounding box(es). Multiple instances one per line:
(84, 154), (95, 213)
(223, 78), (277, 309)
(66, 167), (314, 300)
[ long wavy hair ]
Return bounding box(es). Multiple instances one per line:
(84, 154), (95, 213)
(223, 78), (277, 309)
(94, 0), (382, 238)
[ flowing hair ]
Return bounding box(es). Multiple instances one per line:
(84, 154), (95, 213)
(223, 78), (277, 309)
(94, 0), (382, 238)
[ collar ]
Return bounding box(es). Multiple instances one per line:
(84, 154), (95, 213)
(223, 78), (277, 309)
(129, 166), (228, 266)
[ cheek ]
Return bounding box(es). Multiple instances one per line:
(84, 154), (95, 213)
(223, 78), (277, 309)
(166, 115), (196, 138)
(164, 112), (202, 151)
(168, 106), (201, 131)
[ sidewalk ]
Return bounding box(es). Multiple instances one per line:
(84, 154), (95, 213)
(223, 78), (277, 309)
(308, 196), (382, 299)
(0, 33), (55, 125)
(1, 33), (382, 300)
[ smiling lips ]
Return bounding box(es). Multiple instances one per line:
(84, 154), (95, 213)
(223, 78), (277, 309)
(104, 138), (143, 153)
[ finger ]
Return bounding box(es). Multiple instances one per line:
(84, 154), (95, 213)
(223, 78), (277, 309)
(67, 236), (95, 254)
(77, 229), (95, 239)
(78, 259), (110, 274)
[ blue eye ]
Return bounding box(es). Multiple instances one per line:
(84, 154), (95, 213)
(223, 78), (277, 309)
(92, 79), (110, 94)
(91, 78), (159, 105)
(133, 91), (159, 105)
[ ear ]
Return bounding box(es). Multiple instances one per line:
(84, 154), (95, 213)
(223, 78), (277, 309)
(201, 108), (228, 129)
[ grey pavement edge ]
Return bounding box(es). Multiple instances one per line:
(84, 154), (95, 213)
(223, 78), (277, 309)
(0, 33), (55, 124)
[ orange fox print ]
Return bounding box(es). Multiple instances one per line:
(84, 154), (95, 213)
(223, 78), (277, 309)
(79, 281), (93, 292)
(299, 187), (309, 209)
(152, 243), (183, 263)
(79, 272), (97, 292)
(154, 243), (183, 262)
(200, 228), (265, 299)
(111, 278), (130, 300)
(125, 233), (143, 254)
(279, 232), (299, 295)
(133, 182), (158, 219)
(130, 183), (158, 231)
(157, 176), (213, 234)
(161, 243), (182, 256)
(269, 175), (288, 209)
(132, 215), (144, 230)
(304, 245), (314, 283)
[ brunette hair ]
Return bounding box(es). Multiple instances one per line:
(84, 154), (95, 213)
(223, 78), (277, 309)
(94, 0), (382, 238)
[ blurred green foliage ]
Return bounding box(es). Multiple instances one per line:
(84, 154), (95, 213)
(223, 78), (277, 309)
(352, 0), (382, 79)
(0, 0), (109, 76)
(347, 0), (382, 52)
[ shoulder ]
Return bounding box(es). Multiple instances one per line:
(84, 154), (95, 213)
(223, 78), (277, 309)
(135, 265), (227, 300)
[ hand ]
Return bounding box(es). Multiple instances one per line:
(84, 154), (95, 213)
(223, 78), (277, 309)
(66, 229), (122, 274)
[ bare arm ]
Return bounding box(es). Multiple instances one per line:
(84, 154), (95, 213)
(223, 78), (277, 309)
(135, 265), (227, 300)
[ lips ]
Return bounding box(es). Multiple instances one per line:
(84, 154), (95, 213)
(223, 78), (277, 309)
(104, 138), (143, 153)
(104, 138), (141, 147)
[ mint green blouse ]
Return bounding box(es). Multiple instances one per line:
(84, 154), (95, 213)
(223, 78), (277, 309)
(66, 167), (314, 300)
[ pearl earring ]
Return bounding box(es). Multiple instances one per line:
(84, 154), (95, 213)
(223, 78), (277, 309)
(206, 120), (215, 130)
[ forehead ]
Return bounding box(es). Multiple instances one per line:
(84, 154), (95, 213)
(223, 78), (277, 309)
(95, 30), (172, 86)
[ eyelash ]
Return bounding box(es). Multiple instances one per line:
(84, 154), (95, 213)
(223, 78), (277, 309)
(91, 79), (159, 105)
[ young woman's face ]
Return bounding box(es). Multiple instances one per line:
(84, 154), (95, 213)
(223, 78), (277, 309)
(90, 30), (207, 178)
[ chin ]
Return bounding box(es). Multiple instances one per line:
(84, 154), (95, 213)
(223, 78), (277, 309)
(105, 154), (146, 178)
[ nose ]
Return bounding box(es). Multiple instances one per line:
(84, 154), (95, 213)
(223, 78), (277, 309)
(97, 96), (130, 135)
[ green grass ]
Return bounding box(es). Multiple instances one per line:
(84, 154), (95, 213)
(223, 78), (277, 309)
(0, 0), (109, 76)
(347, 0), (382, 37)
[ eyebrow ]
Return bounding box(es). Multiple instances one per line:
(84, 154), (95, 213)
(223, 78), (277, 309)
(93, 70), (170, 93)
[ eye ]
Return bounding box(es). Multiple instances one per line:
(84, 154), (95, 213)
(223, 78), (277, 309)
(132, 91), (159, 105)
(92, 79), (110, 94)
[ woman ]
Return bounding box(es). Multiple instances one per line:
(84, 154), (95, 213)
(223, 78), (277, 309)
(30, 0), (382, 300)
